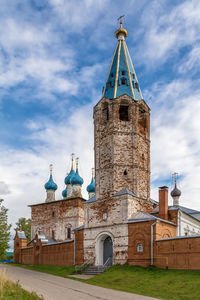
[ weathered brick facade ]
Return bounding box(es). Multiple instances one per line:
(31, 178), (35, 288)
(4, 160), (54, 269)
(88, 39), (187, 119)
(30, 198), (84, 241)
(94, 95), (150, 201)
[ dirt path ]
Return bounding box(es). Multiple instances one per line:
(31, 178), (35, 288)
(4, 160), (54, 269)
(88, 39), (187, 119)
(0, 264), (158, 300)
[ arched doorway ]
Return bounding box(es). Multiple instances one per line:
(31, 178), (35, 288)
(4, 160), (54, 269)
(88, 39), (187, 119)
(95, 232), (113, 266)
(103, 236), (113, 265)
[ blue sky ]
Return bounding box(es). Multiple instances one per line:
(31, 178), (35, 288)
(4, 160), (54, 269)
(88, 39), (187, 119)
(1, 0), (200, 238)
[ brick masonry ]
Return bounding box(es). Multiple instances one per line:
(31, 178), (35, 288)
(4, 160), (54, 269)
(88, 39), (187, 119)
(128, 220), (177, 266)
(30, 198), (84, 241)
(14, 229), (84, 266)
(155, 236), (200, 270)
(94, 95), (150, 201)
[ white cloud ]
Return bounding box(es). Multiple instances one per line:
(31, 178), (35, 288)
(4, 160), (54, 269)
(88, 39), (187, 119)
(148, 78), (200, 209)
(0, 181), (10, 195)
(136, 0), (200, 68)
(1, 101), (94, 232)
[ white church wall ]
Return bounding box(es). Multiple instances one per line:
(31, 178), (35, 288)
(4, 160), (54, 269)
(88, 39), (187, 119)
(179, 211), (200, 236)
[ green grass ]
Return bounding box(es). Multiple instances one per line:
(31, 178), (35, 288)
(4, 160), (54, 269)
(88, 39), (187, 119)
(12, 264), (75, 278)
(0, 269), (42, 300)
(12, 264), (200, 299)
(85, 265), (200, 300)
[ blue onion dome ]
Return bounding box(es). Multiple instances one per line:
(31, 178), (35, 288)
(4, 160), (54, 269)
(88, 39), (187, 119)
(62, 187), (67, 198)
(44, 165), (58, 191)
(64, 154), (76, 184)
(70, 158), (84, 186)
(71, 168), (84, 185)
(65, 169), (76, 184)
(87, 177), (95, 193)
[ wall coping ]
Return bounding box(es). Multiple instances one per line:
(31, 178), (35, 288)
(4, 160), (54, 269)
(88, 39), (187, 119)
(28, 197), (86, 207)
(156, 234), (200, 242)
(42, 239), (74, 247)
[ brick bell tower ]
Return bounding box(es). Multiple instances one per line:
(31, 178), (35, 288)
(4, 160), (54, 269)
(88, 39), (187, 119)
(94, 18), (150, 202)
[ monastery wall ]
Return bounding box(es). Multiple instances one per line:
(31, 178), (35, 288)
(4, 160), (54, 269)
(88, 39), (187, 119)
(21, 247), (34, 265)
(155, 236), (200, 270)
(128, 220), (176, 266)
(14, 229), (84, 266)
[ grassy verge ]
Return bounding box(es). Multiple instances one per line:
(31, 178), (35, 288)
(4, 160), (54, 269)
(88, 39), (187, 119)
(12, 263), (75, 277)
(12, 264), (200, 299)
(85, 265), (200, 300)
(0, 268), (42, 300)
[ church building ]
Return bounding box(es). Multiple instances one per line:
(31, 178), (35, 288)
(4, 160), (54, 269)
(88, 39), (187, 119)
(14, 20), (200, 270)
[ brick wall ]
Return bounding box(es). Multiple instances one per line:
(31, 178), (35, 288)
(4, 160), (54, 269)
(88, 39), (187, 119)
(21, 247), (34, 265)
(14, 229), (84, 266)
(41, 241), (74, 266)
(155, 236), (200, 270)
(30, 198), (84, 241)
(128, 220), (176, 266)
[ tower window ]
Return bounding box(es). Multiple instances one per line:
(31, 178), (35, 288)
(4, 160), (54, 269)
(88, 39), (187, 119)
(121, 78), (126, 85)
(132, 73), (135, 79)
(124, 170), (127, 175)
(110, 73), (114, 78)
(135, 82), (139, 90)
(103, 103), (109, 122)
(119, 105), (129, 121)
(122, 70), (125, 75)
(67, 228), (71, 239)
(52, 211), (55, 217)
(52, 230), (55, 240)
(108, 81), (112, 88)
(138, 107), (147, 133)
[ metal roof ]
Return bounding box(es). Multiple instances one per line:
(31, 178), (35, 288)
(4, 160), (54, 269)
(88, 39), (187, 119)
(17, 231), (26, 239)
(84, 195), (96, 203)
(151, 205), (200, 221)
(112, 188), (138, 198)
(128, 211), (176, 226)
(102, 32), (143, 100)
(73, 225), (84, 231)
(156, 234), (200, 242)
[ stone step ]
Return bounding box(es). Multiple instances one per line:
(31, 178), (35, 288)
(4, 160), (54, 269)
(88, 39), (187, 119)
(84, 265), (109, 275)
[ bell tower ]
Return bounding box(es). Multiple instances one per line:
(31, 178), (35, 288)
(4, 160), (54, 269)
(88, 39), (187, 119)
(94, 19), (150, 201)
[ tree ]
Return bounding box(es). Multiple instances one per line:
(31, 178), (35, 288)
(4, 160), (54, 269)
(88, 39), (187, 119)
(0, 199), (11, 260)
(15, 217), (31, 243)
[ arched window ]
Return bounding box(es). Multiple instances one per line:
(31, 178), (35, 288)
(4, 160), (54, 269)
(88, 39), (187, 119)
(66, 226), (72, 239)
(67, 228), (71, 239)
(137, 243), (143, 253)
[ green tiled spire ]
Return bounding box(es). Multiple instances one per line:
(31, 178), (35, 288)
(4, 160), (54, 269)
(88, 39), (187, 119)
(102, 19), (143, 100)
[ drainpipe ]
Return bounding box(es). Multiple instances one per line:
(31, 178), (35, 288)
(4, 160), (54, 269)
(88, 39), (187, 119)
(151, 220), (158, 266)
(73, 231), (76, 266)
(178, 209), (181, 236)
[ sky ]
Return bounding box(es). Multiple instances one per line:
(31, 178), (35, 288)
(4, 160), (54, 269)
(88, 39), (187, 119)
(1, 0), (200, 245)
